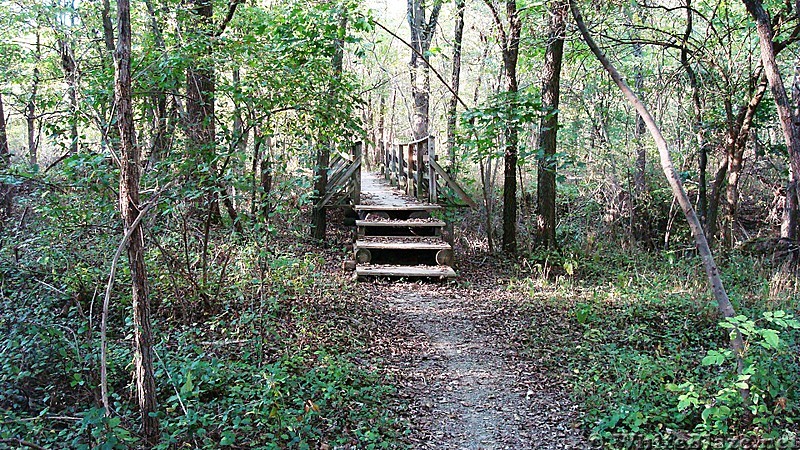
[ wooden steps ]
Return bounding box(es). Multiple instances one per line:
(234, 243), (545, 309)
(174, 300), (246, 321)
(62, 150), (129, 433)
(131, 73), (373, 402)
(355, 219), (445, 228)
(356, 205), (441, 211)
(355, 264), (456, 279)
(349, 173), (456, 280)
(355, 236), (451, 250)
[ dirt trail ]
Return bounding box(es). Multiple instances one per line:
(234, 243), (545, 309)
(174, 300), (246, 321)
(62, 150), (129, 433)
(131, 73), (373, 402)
(376, 287), (589, 449)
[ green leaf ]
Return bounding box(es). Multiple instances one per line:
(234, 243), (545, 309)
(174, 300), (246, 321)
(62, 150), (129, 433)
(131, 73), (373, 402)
(702, 406), (716, 422)
(180, 371), (194, 395)
(760, 329), (780, 349)
(702, 350), (725, 366)
(220, 431), (236, 446)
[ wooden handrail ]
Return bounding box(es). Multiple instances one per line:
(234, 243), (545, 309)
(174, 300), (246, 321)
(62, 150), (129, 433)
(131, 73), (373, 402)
(429, 158), (478, 208)
(317, 155), (361, 208)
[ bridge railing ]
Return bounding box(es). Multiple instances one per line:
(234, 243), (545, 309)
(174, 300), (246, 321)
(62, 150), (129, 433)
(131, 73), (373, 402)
(318, 141), (362, 208)
(379, 136), (476, 208)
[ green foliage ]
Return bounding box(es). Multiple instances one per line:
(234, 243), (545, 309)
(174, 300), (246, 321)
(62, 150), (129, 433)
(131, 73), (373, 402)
(1, 161), (405, 448)
(666, 311), (800, 439)
(523, 246), (800, 449)
(459, 90), (544, 165)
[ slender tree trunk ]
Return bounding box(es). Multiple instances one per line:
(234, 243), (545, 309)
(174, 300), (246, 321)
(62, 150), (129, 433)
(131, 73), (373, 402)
(707, 156), (728, 242)
(101, 0), (122, 157)
(261, 137), (273, 220)
(536, 0), (566, 249)
(0, 91), (11, 223)
(145, 0), (169, 164)
(312, 14), (346, 240)
(0, 92), (8, 165)
(570, 0), (747, 390)
(186, 0), (219, 220)
(784, 168), (798, 240)
(408, 0), (442, 140)
(680, 1), (709, 229)
(743, 0), (800, 244)
(784, 52), (800, 240)
(501, 0), (522, 254)
(447, 0), (465, 170)
(60, 38), (79, 155)
(632, 48), (646, 197)
(378, 95), (386, 169)
(27, 29), (41, 166)
(114, 0), (159, 443)
(366, 94), (374, 170)
(484, 0), (521, 253)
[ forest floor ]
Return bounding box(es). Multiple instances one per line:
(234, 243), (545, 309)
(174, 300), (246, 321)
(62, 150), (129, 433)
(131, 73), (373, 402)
(358, 257), (591, 449)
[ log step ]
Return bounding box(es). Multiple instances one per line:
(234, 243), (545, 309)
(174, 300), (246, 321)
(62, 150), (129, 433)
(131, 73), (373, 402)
(355, 219), (445, 228)
(355, 264), (457, 279)
(356, 205), (441, 211)
(355, 237), (451, 251)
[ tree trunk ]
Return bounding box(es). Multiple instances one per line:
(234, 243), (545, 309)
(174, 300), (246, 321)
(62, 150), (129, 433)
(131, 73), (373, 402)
(60, 38), (79, 155)
(570, 0), (747, 391)
(407, 0), (442, 140)
(785, 48), (800, 240)
(312, 14), (347, 240)
(784, 169), (798, 240)
(0, 92), (8, 165)
(378, 95), (386, 170)
(0, 91), (11, 223)
(101, 0), (122, 158)
(743, 0), (800, 245)
(446, 0), (465, 170)
(114, 0), (159, 443)
(535, 0), (566, 249)
(632, 47), (646, 197)
(679, 1), (708, 229)
(501, 0), (522, 254)
(145, 0), (170, 164)
(186, 0), (219, 220)
(27, 29), (40, 166)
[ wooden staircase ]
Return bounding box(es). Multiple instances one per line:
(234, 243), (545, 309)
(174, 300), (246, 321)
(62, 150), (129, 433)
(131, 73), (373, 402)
(353, 203), (456, 280)
(340, 136), (477, 280)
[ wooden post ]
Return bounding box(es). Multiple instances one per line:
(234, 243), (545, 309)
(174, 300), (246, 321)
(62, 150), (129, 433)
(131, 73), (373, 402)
(429, 136), (438, 203)
(406, 142), (414, 196)
(352, 141), (362, 205)
(394, 144), (400, 186)
(416, 139), (424, 200)
(396, 144), (402, 187)
(379, 142), (385, 175)
(385, 143), (391, 182)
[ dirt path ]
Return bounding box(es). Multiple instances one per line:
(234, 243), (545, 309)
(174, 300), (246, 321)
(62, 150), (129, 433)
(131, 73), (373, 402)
(370, 284), (590, 449)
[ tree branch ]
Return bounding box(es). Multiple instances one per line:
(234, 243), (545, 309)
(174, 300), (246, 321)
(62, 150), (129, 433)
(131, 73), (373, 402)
(215, 0), (243, 37)
(371, 17), (469, 109)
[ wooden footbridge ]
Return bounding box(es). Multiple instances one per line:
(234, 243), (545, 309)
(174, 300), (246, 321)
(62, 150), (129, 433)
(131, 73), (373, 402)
(319, 136), (476, 279)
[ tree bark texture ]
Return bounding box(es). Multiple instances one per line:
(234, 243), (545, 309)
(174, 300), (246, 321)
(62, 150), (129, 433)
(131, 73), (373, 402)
(446, 0), (465, 170)
(484, 0), (522, 253)
(113, 0), (159, 443)
(312, 14), (347, 240)
(501, 0), (522, 254)
(743, 0), (800, 242)
(407, 0), (442, 140)
(570, 0), (746, 381)
(535, 0), (566, 249)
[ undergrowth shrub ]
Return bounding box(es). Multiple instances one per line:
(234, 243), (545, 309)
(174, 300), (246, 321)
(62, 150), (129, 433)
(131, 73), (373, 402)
(522, 246), (800, 449)
(0, 172), (406, 448)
